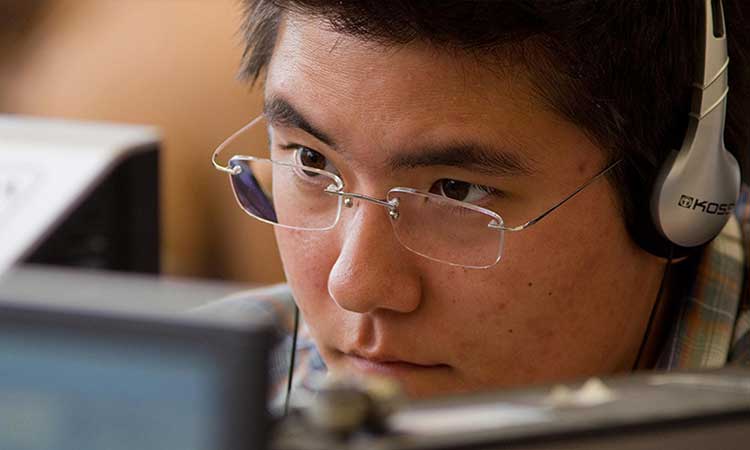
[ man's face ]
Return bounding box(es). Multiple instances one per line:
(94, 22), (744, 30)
(265, 15), (665, 398)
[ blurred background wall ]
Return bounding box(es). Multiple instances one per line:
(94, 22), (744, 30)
(0, 0), (285, 284)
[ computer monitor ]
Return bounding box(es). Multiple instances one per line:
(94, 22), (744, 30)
(0, 265), (272, 450)
(0, 115), (160, 275)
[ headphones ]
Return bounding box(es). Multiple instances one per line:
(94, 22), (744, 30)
(650, 0), (741, 248)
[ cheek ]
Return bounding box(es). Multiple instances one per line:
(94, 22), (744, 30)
(439, 192), (648, 383)
(275, 228), (336, 313)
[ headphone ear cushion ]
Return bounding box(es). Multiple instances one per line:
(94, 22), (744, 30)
(621, 168), (692, 258)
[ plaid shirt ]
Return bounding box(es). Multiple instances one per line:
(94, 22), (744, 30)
(201, 187), (750, 409)
(657, 186), (750, 367)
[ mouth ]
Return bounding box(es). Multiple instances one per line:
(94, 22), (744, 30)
(342, 351), (451, 377)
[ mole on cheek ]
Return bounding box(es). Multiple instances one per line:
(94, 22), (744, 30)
(527, 282), (533, 287)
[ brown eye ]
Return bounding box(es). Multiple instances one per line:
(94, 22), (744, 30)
(298, 147), (326, 170)
(294, 147), (336, 178)
(438, 179), (470, 201)
(430, 179), (498, 204)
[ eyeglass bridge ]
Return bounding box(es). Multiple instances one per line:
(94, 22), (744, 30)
(325, 184), (401, 219)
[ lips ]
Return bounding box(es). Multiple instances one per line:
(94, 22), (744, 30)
(343, 350), (450, 376)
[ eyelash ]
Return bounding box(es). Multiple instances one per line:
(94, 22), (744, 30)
(470, 184), (504, 197)
(441, 182), (507, 206)
(278, 143), (339, 171)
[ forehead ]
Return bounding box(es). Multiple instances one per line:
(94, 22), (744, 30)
(264, 14), (603, 175)
(267, 16), (537, 127)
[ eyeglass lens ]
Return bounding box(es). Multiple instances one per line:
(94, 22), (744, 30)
(387, 191), (504, 267)
(229, 157), (504, 267)
(229, 157), (341, 230)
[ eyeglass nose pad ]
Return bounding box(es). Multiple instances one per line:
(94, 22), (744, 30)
(324, 183), (351, 207)
(488, 219), (502, 229)
(388, 198), (400, 220)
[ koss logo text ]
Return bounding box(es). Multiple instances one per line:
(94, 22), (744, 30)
(678, 195), (734, 215)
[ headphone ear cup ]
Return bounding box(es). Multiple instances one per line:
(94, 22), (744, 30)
(650, 0), (741, 250)
(650, 112), (740, 247)
(626, 192), (684, 258)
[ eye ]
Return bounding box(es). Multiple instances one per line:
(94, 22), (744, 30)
(430, 179), (497, 203)
(293, 146), (338, 176)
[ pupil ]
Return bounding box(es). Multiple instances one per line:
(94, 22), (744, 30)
(441, 180), (469, 201)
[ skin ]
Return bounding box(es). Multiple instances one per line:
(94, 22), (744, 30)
(266, 15), (667, 399)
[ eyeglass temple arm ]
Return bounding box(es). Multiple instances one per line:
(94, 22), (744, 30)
(499, 159), (623, 232)
(211, 115), (266, 174)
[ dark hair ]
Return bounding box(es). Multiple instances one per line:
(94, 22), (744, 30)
(239, 0), (750, 255)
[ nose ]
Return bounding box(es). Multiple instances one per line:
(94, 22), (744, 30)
(327, 198), (423, 315)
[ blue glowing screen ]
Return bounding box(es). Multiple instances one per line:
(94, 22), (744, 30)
(0, 328), (223, 450)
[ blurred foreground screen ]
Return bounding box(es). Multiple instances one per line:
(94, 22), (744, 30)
(0, 265), (272, 450)
(0, 327), (221, 449)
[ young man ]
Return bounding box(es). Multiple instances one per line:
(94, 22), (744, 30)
(208, 0), (750, 404)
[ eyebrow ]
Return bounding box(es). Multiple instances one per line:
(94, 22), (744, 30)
(264, 95), (534, 178)
(389, 143), (535, 178)
(264, 96), (337, 148)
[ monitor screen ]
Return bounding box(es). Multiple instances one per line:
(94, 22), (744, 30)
(0, 267), (272, 450)
(0, 328), (221, 450)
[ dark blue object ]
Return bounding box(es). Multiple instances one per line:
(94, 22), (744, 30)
(230, 158), (278, 222)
